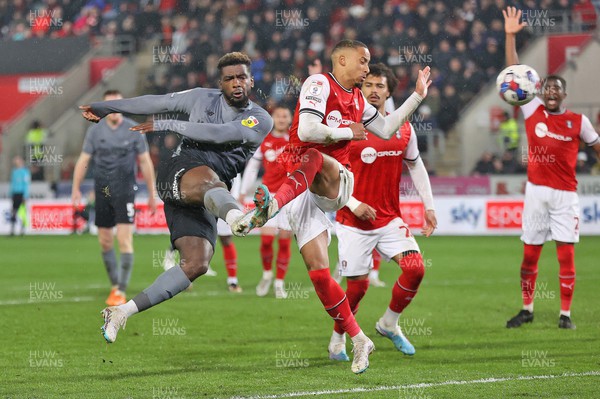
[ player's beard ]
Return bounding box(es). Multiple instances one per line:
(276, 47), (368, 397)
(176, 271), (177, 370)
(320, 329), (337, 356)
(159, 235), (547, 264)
(227, 92), (249, 108)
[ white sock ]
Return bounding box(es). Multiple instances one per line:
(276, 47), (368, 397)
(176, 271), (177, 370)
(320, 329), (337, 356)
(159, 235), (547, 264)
(382, 307), (401, 327)
(262, 270), (273, 280)
(330, 330), (345, 343)
(369, 270), (379, 280)
(225, 209), (244, 226)
(274, 279), (284, 289)
(119, 300), (139, 317)
(350, 330), (367, 344)
(523, 304), (534, 312)
(560, 310), (571, 317)
(227, 277), (239, 285)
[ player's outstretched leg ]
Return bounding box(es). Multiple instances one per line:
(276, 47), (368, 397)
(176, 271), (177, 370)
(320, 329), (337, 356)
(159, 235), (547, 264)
(376, 251), (424, 355)
(232, 148), (325, 236)
(507, 244), (541, 328)
(100, 236), (210, 343)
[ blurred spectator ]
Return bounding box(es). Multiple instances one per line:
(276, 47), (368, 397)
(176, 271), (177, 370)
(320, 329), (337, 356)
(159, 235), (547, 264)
(498, 111), (520, 154)
(25, 120), (47, 164)
(472, 151), (496, 175)
(576, 152), (591, 173)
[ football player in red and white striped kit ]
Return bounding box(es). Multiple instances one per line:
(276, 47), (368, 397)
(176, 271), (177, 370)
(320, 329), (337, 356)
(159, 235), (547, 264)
(329, 63), (437, 361)
(240, 106), (293, 299)
(233, 40), (431, 374)
(504, 7), (600, 329)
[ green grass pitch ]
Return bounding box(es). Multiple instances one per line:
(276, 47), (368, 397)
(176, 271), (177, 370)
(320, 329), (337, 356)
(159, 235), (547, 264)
(1, 234), (599, 398)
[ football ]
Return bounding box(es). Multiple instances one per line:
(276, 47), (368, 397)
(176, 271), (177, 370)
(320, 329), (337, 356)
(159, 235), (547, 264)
(496, 64), (541, 106)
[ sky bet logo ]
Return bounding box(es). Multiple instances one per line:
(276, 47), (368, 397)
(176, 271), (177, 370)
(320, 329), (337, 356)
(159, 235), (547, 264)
(582, 203), (600, 223)
(451, 204), (482, 227)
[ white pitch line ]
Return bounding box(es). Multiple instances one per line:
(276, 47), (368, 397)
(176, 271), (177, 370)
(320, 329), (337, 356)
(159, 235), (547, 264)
(230, 371), (600, 399)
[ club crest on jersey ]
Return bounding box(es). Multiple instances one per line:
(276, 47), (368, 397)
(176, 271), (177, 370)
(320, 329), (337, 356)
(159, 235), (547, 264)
(241, 116), (259, 128)
(309, 80), (323, 96)
(566, 120), (572, 128)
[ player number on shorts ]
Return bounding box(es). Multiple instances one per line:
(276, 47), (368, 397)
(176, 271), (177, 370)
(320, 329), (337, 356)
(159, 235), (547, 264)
(127, 203), (135, 218)
(398, 225), (412, 238)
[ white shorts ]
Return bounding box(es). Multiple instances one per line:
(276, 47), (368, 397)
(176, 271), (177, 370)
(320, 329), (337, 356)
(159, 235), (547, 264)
(336, 218), (420, 277)
(263, 203), (291, 231)
(521, 182), (580, 245)
(217, 218), (232, 236)
(287, 161), (354, 250)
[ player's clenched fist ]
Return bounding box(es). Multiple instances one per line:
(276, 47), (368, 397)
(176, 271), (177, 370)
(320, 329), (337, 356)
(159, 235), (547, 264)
(349, 122), (367, 141)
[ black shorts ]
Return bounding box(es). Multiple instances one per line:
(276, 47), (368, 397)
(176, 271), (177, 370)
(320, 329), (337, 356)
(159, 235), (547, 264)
(12, 194), (24, 213)
(156, 148), (228, 249)
(94, 185), (136, 228)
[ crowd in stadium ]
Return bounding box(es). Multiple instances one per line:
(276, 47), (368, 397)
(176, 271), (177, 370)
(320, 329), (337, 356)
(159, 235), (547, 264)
(3, 0), (599, 177)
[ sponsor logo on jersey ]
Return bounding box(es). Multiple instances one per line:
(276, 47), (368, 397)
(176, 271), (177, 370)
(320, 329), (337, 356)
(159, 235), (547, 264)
(309, 80), (323, 96)
(486, 201), (523, 229)
(305, 95), (322, 103)
(534, 122), (572, 141)
(241, 116), (260, 128)
(360, 146), (403, 164)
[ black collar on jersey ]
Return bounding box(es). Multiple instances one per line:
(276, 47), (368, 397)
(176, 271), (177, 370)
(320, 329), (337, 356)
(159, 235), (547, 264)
(328, 72), (353, 93)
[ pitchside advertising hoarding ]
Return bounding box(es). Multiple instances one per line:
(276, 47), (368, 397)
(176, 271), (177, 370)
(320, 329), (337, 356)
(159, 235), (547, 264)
(1, 196), (599, 235)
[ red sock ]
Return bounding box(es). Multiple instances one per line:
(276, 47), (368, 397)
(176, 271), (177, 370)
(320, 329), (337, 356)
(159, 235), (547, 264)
(521, 244), (542, 307)
(334, 279), (369, 334)
(309, 268), (361, 337)
(223, 242), (238, 278)
(275, 237), (291, 280)
(557, 244), (575, 312)
(260, 234), (274, 271)
(389, 252), (425, 313)
(372, 250), (381, 271)
(274, 148), (323, 209)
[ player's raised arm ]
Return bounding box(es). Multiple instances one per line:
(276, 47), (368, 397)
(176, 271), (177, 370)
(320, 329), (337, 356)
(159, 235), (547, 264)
(130, 109), (273, 147)
(80, 88), (210, 122)
(364, 66), (431, 140)
(504, 6), (526, 66)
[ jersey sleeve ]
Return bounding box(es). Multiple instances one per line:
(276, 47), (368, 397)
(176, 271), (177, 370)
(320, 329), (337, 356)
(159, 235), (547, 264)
(252, 145), (264, 161)
(297, 74), (330, 121)
(580, 114), (600, 146)
(403, 124), (420, 161)
(520, 97), (544, 119)
(81, 125), (95, 155)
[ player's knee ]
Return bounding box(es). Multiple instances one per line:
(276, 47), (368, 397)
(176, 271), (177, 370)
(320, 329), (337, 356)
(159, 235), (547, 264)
(304, 148), (324, 166)
(180, 258), (210, 281)
(400, 251), (425, 286)
(180, 178), (226, 205)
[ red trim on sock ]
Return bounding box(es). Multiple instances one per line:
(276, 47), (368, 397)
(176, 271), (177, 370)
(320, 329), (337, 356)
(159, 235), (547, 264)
(334, 279), (369, 335)
(309, 268), (361, 337)
(223, 242), (238, 278)
(274, 148), (324, 209)
(275, 237), (291, 280)
(557, 244), (575, 312)
(260, 234), (274, 271)
(521, 244), (542, 306)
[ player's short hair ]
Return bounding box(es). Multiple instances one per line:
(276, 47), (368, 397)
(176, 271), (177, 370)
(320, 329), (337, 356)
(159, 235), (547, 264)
(544, 74), (567, 92)
(367, 63), (398, 96)
(331, 40), (368, 60)
(103, 89), (122, 98)
(217, 52), (252, 73)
